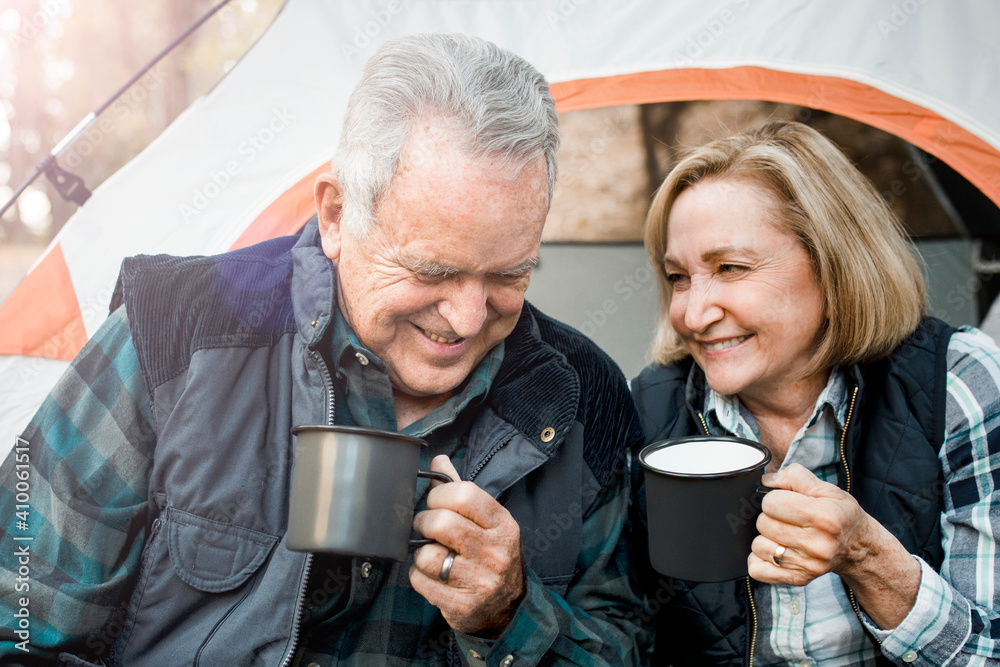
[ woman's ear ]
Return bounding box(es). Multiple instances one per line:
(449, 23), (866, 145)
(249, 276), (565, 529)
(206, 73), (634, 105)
(315, 172), (344, 260)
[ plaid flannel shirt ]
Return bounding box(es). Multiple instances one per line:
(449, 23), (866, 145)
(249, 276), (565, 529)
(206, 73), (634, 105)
(0, 304), (650, 665)
(701, 327), (1000, 666)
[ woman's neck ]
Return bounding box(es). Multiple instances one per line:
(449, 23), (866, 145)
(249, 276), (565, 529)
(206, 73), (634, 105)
(737, 370), (831, 470)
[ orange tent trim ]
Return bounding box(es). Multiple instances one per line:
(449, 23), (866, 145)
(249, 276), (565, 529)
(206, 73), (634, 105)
(7, 66), (1000, 361)
(0, 243), (87, 361)
(229, 163), (330, 251)
(551, 66), (1000, 208)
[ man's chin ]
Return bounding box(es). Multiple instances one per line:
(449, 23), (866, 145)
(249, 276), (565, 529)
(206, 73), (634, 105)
(391, 371), (468, 403)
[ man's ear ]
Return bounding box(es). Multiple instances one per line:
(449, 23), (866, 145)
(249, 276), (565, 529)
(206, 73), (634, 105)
(315, 172), (344, 260)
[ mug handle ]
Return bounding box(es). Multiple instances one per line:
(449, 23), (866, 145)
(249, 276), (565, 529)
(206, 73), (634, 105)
(410, 470), (456, 547)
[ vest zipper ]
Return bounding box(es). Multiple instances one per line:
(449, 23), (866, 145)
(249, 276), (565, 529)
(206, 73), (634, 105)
(700, 412), (758, 666)
(310, 348), (337, 426)
(279, 555), (314, 667)
(837, 385), (878, 645)
(745, 575), (757, 667)
(838, 386), (859, 497)
(697, 412), (710, 436)
(467, 432), (515, 483)
(280, 348), (337, 667)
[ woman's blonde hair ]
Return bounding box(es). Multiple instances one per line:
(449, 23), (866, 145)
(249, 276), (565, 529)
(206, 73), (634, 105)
(645, 121), (926, 373)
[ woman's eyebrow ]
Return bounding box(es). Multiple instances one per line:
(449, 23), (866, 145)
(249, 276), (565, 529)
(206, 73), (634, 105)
(664, 246), (760, 267)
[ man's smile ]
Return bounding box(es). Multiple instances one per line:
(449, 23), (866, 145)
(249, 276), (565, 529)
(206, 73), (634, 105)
(421, 327), (462, 345)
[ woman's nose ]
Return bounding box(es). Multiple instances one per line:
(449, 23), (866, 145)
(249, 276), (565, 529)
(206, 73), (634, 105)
(682, 277), (724, 333)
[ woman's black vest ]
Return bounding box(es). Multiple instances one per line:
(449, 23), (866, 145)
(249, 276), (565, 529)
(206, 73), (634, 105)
(630, 317), (956, 666)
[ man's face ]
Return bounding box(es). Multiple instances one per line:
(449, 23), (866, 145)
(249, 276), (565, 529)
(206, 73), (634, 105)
(319, 121), (549, 406)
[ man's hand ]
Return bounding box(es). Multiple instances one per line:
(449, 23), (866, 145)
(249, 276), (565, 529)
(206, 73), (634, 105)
(410, 455), (525, 638)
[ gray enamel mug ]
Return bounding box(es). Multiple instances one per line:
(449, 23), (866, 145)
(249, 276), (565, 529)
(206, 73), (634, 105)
(639, 435), (771, 582)
(287, 425), (452, 561)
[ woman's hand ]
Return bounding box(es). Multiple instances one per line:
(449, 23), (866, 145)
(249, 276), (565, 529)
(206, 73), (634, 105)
(749, 463), (921, 629)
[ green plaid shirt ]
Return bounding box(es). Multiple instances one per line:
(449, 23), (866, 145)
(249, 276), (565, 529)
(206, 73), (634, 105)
(0, 305), (649, 665)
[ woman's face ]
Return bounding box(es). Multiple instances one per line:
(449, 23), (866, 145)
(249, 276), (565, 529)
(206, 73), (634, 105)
(663, 178), (828, 408)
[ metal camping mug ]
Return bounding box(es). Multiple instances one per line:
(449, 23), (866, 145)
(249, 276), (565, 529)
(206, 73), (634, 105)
(287, 425), (453, 561)
(639, 435), (771, 582)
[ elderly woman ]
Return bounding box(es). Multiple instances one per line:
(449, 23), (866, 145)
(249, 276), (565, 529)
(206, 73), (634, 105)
(631, 121), (1000, 666)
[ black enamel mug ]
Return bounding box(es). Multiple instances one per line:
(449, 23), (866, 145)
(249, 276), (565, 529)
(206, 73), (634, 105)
(639, 435), (771, 582)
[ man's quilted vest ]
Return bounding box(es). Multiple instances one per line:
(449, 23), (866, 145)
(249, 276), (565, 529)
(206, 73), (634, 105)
(95, 223), (641, 666)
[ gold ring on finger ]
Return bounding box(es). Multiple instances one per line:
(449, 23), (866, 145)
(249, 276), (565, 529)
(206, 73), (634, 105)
(773, 544), (787, 567)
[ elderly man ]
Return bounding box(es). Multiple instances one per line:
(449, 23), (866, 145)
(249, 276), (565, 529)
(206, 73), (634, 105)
(0, 34), (649, 666)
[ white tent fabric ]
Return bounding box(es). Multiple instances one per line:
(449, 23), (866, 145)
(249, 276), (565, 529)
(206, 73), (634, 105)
(3, 0), (999, 456)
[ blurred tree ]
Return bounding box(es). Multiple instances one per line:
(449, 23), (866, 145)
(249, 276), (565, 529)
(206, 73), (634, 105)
(0, 0), (284, 243)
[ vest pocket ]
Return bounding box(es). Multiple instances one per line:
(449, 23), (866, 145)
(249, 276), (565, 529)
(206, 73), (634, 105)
(112, 507), (281, 665)
(165, 507), (278, 592)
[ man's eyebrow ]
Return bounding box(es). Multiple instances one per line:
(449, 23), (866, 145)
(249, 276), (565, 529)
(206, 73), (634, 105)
(496, 257), (538, 277)
(398, 256), (459, 276)
(398, 256), (538, 277)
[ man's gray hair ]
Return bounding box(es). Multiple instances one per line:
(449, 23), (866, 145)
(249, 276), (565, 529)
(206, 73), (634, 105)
(333, 33), (560, 238)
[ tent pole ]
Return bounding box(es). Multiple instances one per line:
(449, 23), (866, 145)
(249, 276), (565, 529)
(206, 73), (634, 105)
(0, 0), (235, 220)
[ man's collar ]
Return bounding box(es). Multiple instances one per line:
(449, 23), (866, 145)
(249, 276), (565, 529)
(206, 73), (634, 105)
(291, 216), (337, 348)
(487, 303), (579, 453)
(327, 300), (505, 438)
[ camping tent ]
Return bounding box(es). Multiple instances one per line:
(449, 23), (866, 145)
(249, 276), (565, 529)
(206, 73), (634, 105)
(2, 0), (999, 456)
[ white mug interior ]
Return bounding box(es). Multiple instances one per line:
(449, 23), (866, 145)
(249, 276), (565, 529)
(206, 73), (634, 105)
(644, 440), (765, 475)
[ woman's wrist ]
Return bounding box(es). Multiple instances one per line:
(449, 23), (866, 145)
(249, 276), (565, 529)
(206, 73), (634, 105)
(838, 515), (921, 629)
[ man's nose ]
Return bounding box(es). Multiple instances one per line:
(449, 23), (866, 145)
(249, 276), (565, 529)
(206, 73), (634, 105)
(439, 279), (489, 338)
(683, 276), (724, 333)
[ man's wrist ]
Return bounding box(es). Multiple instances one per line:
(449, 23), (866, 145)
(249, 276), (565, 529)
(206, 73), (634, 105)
(472, 557), (527, 639)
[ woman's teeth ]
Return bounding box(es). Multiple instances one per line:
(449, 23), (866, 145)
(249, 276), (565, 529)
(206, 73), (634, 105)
(703, 335), (749, 351)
